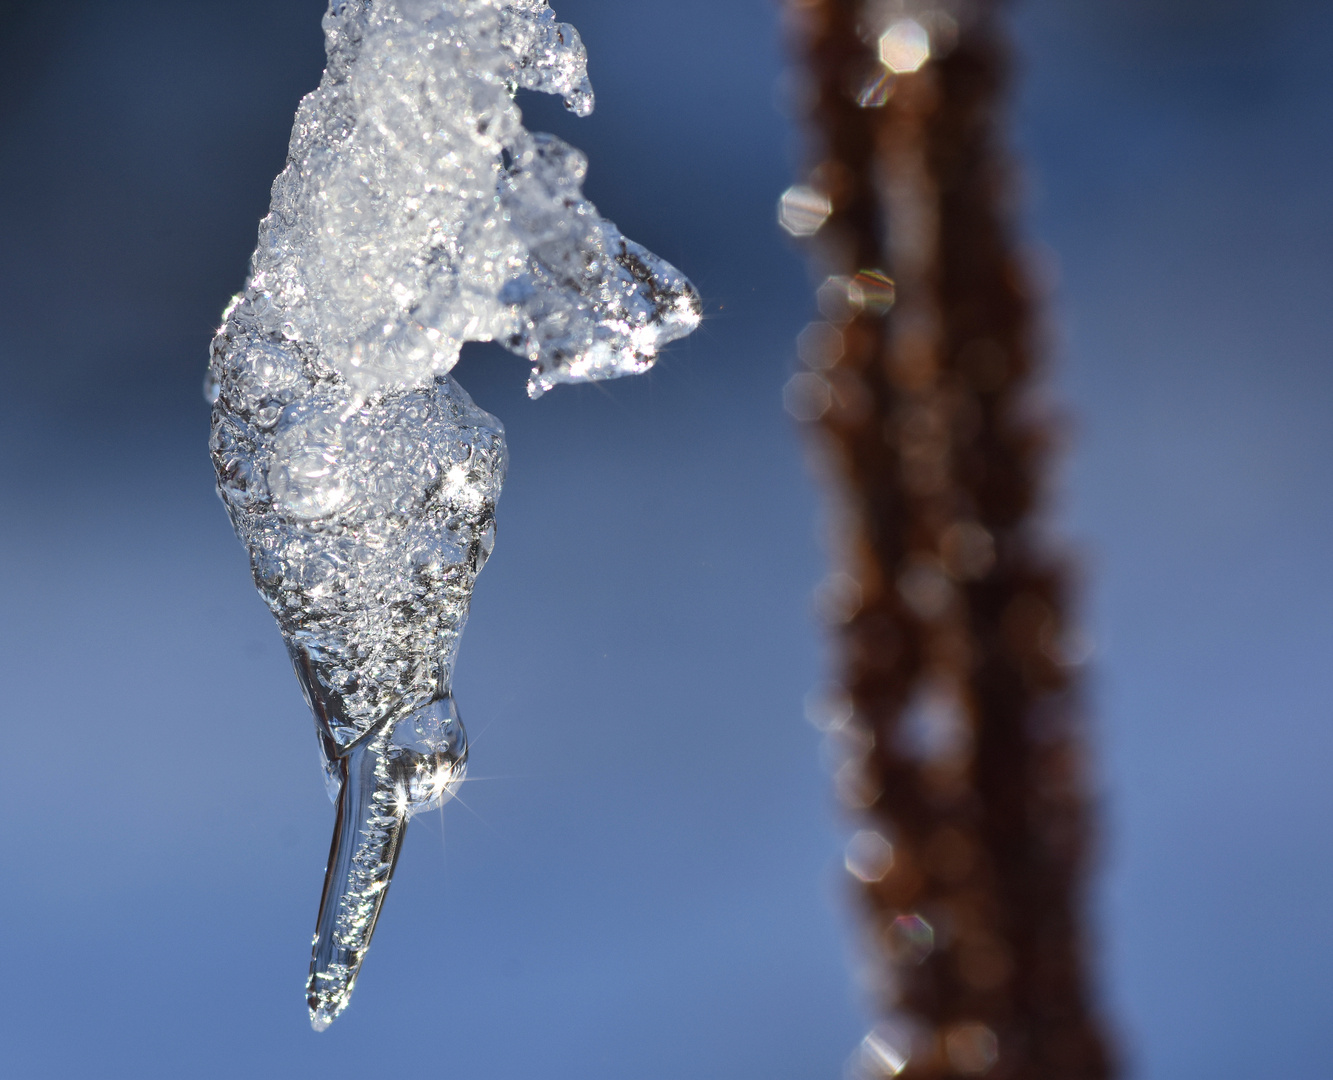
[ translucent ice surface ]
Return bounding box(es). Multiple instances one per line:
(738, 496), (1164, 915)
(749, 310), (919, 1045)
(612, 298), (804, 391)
(207, 0), (699, 1031)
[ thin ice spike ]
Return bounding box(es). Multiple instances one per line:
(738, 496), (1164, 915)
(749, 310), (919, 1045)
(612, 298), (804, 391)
(308, 732), (407, 1031)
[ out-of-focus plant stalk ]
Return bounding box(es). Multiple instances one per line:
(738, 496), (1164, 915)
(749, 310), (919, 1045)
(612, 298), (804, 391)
(782, 2), (1116, 1076)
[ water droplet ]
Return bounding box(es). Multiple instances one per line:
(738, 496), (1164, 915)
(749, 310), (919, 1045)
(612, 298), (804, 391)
(387, 695), (469, 815)
(474, 516), (497, 571)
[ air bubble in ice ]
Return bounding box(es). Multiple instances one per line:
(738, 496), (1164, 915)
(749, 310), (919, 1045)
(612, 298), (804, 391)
(387, 695), (470, 814)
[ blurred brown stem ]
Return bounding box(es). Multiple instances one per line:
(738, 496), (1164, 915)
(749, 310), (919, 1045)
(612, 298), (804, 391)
(785, 2), (1115, 1077)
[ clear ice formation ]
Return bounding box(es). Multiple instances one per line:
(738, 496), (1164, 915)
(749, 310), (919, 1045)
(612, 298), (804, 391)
(206, 0), (700, 1031)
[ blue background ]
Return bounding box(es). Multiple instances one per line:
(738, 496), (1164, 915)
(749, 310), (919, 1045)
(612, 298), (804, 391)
(0, 1), (1330, 1076)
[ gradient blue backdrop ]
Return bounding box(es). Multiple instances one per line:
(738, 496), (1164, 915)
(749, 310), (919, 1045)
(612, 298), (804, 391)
(0, 2), (1330, 1077)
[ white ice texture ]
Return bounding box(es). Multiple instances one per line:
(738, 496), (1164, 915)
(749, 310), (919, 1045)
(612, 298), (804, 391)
(206, 0), (699, 1029)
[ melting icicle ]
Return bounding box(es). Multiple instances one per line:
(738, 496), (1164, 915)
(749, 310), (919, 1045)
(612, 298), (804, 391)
(207, 0), (700, 1031)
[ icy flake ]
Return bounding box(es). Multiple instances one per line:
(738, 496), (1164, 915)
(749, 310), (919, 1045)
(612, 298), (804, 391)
(208, 0), (699, 1032)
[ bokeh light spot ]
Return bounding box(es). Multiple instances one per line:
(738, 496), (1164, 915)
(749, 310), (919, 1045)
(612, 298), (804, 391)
(888, 913), (935, 964)
(879, 19), (931, 74)
(797, 321), (845, 370)
(944, 1023), (1000, 1075)
(784, 371), (832, 422)
(845, 829), (896, 882)
(849, 1024), (910, 1078)
(778, 184), (833, 236)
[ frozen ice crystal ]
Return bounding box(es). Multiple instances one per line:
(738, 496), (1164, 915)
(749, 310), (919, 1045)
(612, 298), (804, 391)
(207, 0), (699, 1032)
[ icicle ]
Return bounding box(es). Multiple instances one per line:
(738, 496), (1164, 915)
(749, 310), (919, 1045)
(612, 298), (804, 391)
(207, 0), (700, 1030)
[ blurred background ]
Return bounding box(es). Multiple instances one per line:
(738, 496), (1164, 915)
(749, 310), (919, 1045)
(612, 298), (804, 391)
(0, 1), (1330, 1076)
